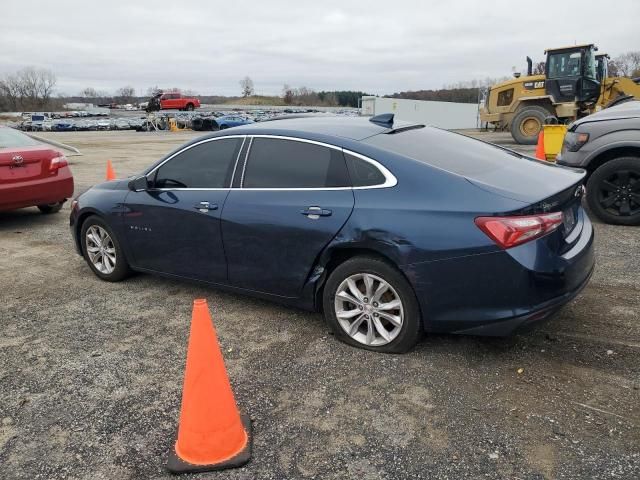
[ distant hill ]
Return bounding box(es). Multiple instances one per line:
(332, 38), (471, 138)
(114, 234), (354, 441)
(388, 88), (480, 104)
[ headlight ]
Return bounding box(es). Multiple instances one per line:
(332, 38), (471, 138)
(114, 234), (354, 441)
(563, 131), (590, 152)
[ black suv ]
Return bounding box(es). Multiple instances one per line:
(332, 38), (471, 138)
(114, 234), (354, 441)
(557, 100), (640, 225)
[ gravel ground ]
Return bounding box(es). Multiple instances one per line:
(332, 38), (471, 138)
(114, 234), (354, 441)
(1, 130), (638, 480)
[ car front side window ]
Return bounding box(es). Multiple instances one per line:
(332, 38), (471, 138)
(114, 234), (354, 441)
(153, 138), (243, 189)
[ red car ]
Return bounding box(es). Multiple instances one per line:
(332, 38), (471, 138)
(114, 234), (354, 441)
(0, 126), (74, 213)
(159, 93), (200, 111)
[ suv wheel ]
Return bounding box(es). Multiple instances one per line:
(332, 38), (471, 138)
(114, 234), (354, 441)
(586, 157), (640, 225)
(81, 216), (132, 281)
(323, 256), (422, 353)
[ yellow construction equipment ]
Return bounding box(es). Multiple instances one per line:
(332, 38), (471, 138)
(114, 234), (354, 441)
(480, 44), (640, 144)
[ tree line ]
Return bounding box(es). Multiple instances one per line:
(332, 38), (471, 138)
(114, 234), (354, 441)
(2, 51), (638, 112)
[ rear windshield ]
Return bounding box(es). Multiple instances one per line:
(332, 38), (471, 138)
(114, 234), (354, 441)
(363, 127), (520, 176)
(0, 128), (41, 148)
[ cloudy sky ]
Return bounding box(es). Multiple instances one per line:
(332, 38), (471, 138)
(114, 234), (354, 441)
(2, 0), (638, 97)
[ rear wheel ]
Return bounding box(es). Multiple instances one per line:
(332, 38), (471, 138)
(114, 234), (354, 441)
(586, 157), (640, 225)
(80, 216), (132, 281)
(185, 103), (195, 111)
(323, 257), (421, 353)
(510, 106), (553, 145)
(37, 202), (64, 214)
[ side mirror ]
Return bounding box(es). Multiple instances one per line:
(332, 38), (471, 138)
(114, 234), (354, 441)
(128, 175), (149, 192)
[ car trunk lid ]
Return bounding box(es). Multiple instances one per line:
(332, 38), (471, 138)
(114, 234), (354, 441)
(0, 146), (60, 183)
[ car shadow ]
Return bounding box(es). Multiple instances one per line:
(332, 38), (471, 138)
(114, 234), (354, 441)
(0, 208), (67, 230)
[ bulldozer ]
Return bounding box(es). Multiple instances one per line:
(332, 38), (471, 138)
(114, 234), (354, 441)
(479, 44), (640, 144)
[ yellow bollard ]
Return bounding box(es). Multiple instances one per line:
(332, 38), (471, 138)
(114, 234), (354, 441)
(542, 124), (567, 162)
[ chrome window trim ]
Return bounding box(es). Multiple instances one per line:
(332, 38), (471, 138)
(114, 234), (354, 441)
(239, 135), (397, 191)
(228, 136), (247, 187)
(143, 133), (398, 192)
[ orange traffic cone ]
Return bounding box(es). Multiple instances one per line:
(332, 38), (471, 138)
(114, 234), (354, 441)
(167, 299), (252, 474)
(106, 160), (116, 180)
(535, 131), (546, 160)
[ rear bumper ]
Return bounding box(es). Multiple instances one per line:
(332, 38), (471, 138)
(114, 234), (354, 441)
(403, 209), (595, 336)
(0, 167), (74, 211)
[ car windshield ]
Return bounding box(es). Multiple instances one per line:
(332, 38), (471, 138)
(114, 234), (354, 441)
(0, 128), (41, 148)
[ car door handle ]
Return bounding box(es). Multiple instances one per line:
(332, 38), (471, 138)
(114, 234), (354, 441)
(194, 201), (218, 213)
(301, 206), (332, 219)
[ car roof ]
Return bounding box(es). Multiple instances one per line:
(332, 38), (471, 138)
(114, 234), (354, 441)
(220, 115), (412, 141)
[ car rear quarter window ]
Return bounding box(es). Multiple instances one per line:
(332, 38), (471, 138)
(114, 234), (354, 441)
(243, 138), (350, 188)
(344, 153), (386, 187)
(153, 138), (243, 189)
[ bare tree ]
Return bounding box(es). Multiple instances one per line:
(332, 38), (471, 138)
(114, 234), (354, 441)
(282, 84), (294, 104)
(0, 66), (56, 110)
(533, 61), (545, 75)
(82, 87), (98, 98)
(239, 76), (254, 97)
(116, 86), (136, 104)
(611, 51), (640, 78)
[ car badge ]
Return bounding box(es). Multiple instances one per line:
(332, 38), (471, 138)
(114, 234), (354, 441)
(12, 155), (24, 166)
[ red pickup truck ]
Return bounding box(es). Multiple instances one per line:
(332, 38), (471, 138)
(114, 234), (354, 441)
(158, 93), (200, 111)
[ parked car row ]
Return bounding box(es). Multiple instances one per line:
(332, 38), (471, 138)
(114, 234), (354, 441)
(15, 117), (143, 132)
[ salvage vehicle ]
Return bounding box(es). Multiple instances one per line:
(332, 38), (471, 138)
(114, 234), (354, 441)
(146, 92), (201, 112)
(213, 115), (254, 130)
(0, 126), (74, 213)
(557, 100), (640, 225)
(70, 115), (594, 353)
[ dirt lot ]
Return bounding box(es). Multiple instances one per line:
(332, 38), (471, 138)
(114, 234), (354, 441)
(1, 130), (638, 480)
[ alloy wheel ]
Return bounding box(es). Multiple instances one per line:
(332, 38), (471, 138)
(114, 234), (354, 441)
(334, 273), (404, 346)
(597, 169), (640, 217)
(85, 225), (117, 274)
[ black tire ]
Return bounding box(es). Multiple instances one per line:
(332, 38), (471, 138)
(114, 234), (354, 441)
(510, 105), (553, 145)
(322, 256), (422, 353)
(185, 103), (195, 111)
(219, 124), (228, 130)
(80, 215), (132, 282)
(586, 157), (640, 226)
(37, 202), (64, 214)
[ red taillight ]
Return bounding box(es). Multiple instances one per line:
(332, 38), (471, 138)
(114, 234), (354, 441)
(49, 155), (68, 173)
(475, 212), (563, 249)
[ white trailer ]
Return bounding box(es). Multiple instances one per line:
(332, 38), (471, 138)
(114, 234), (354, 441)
(361, 96), (478, 129)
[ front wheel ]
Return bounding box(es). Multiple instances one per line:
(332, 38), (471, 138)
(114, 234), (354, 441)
(80, 216), (132, 281)
(323, 257), (422, 353)
(185, 103), (195, 111)
(37, 202), (64, 214)
(586, 157), (640, 225)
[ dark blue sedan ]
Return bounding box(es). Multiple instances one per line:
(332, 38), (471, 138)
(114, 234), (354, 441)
(69, 115), (595, 353)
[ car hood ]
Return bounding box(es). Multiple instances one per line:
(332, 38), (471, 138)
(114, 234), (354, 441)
(572, 100), (640, 126)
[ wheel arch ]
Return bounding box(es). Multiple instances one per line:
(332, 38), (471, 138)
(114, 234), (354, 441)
(73, 209), (103, 252)
(584, 146), (640, 177)
(311, 245), (420, 319)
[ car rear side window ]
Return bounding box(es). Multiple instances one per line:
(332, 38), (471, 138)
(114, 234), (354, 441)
(344, 153), (386, 187)
(243, 138), (349, 188)
(153, 138), (242, 189)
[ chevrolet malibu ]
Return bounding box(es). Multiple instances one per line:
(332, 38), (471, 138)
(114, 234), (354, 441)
(70, 115), (595, 353)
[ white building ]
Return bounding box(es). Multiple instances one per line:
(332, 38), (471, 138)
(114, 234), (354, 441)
(361, 96), (478, 129)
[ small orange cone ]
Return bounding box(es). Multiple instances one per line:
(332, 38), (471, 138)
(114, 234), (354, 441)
(106, 160), (116, 180)
(167, 299), (251, 474)
(535, 131), (546, 160)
